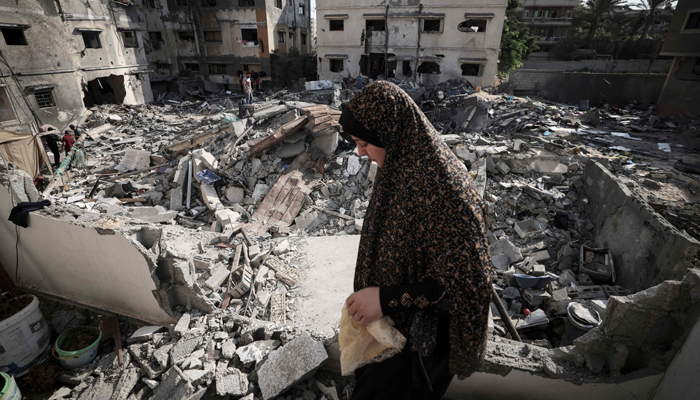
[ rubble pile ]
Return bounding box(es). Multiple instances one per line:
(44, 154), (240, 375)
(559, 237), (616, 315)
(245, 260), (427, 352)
(47, 310), (347, 400)
(2, 78), (700, 398)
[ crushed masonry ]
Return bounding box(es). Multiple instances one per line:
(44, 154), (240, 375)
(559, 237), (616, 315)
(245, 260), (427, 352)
(1, 76), (700, 399)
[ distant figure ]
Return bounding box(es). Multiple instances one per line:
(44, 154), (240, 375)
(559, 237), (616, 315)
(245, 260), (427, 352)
(252, 71), (260, 92)
(238, 70), (244, 93)
(40, 125), (61, 168)
(243, 71), (254, 104)
(62, 130), (75, 155)
(69, 124), (82, 138)
(356, 75), (363, 89)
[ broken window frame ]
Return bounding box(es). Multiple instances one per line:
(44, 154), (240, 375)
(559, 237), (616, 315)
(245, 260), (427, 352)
(122, 30), (138, 48)
(156, 62), (170, 69)
(182, 62), (200, 72)
(684, 11), (700, 31)
(422, 19), (442, 33)
(460, 63), (484, 77)
(278, 31), (285, 43)
(365, 19), (386, 32)
(177, 31), (196, 42)
(275, 0), (282, 8)
(241, 28), (258, 42)
(238, 0), (255, 6)
(34, 90), (56, 109)
(417, 61), (441, 75)
(208, 63), (227, 74)
(458, 19), (487, 33)
(329, 59), (344, 73)
(81, 31), (102, 49)
(299, 4), (304, 15)
(329, 20), (344, 31)
(1, 27), (28, 46)
(0, 87), (18, 124)
(204, 31), (223, 43)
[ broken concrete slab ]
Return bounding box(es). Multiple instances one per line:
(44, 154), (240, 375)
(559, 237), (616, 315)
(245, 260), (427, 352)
(215, 365), (249, 397)
(257, 333), (328, 400)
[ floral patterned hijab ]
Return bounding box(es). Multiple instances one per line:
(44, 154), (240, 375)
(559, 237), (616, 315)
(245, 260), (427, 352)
(346, 81), (492, 377)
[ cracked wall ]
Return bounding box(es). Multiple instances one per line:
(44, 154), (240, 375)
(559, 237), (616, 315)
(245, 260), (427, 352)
(0, 182), (221, 325)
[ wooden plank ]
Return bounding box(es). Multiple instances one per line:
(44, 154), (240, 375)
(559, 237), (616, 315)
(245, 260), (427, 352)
(166, 126), (228, 152)
(250, 116), (309, 156)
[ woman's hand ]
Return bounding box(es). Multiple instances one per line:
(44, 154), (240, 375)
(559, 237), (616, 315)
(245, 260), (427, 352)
(346, 287), (383, 327)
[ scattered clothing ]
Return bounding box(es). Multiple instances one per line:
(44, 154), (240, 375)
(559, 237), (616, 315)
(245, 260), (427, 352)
(8, 200), (51, 228)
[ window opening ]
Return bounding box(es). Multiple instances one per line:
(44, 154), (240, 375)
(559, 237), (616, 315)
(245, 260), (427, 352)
(241, 28), (258, 42)
(183, 62), (200, 71)
(1, 28), (27, 46)
(301, 33), (306, 45)
(423, 19), (441, 33)
(208, 64), (227, 74)
(205, 31), (222, 42)
(458, 20), (487, 32)
(329, 20), (344, 31)
(82, 31), (102, 48)
(686, 12), (700, 30)
(35, 91), (55, 108)
(299, 4), (304, 15)
(278, 31), (285, 43)
(330, 59), (344, 72)
(122, 31), (138, 48)
(460, 63), (482, 76)
(178, 31), (195, 41)
(417, 61), (440, 74)
(238, 0), (255, 5)
(366, 19), (385, 32)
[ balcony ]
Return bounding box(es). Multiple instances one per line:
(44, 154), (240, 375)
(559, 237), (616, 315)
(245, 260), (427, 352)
(521, 0), (579, 7)
(523, 17), (573, 26)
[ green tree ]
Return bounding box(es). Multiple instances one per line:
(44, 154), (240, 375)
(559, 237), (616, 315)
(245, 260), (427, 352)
(637, 0), (673, 38)
(498, 0), (538, 77)
(583, 0), (625, 47)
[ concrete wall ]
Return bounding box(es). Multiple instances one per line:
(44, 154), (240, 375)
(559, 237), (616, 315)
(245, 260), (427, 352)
(0, 186), (175, 325)
(316, 0), (506, 87)
(582, 161), (700, 290)
(521, 59), (672, 74)
(656, 56), (700, 117)
(651, 311), (700, 400)
(509, 69), (666, 105)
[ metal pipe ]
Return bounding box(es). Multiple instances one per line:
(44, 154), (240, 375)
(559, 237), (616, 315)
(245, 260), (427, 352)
(186, 159), (192, 209)
(414, 3), (423, 84)
(383, 4), (390, 78)
(491, 285), (522, 342)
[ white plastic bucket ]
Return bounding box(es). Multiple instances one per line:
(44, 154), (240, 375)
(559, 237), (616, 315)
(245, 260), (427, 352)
(0, 372), (21, 400)
(0, 295), (51, 377)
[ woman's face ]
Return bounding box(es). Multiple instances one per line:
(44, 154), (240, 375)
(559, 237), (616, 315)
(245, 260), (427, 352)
(352, 135), (386, 168)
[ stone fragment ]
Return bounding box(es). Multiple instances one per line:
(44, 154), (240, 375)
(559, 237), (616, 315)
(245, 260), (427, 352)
(215, 367), (248, 397)
(151, 367), (192, 400)
(347, 155), (361, 175)
(222, 339), (236, 359)
(257, 333), (328, 400)
(205, 266), (230, 290)
(170, 332), (203, 365)
(173, 313), (191, 339)
(128, 326), (165, 343)
(226, 186), (245, 203)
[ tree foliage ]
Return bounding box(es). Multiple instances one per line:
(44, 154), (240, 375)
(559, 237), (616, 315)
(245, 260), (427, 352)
(499, 0), (538, 77)
(270, 48), (317, 90)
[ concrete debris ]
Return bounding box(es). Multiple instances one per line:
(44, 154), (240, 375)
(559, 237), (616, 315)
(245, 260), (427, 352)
(4, 79), (700, 399)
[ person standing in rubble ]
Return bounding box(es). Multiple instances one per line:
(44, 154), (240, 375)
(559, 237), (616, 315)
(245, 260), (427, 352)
(243, 71), (254, 105)
(340, 81), (492, 400)
(61, 130), (75, 155)
(40, 125), (61, 168)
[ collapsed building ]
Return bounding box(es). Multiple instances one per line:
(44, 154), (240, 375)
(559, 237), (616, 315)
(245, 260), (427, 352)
(0, 74), (699, 399)
(315, 0), (506, 87)
(0, 0), (312, 132)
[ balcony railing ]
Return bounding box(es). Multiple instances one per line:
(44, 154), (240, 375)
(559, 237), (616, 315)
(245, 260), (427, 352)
(524, 17), (573, 25)
(535, 36), (563, 44)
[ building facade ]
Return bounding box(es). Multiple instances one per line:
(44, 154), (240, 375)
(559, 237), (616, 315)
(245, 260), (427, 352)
(516, 0), (579, 57)
(656, 0), (700, 116)
(0, 0), (154, 132)
(140, 0), (312, 96)
(315, 0), (507, 88)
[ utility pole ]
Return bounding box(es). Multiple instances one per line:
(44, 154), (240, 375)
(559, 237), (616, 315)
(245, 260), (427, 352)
(414, 3), (423, 84)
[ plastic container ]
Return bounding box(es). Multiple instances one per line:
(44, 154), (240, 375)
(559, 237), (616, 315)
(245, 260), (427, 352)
(0, 372), (20, 400)
(54, 327), (102, 369)
(0, 295), (51, 377)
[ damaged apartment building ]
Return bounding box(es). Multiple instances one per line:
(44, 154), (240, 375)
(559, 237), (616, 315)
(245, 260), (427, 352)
(0, 0), (311, 132)
(0, 0), (154, 131)
(315, 0), (506, 87)
(141, 0), (312, 97)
